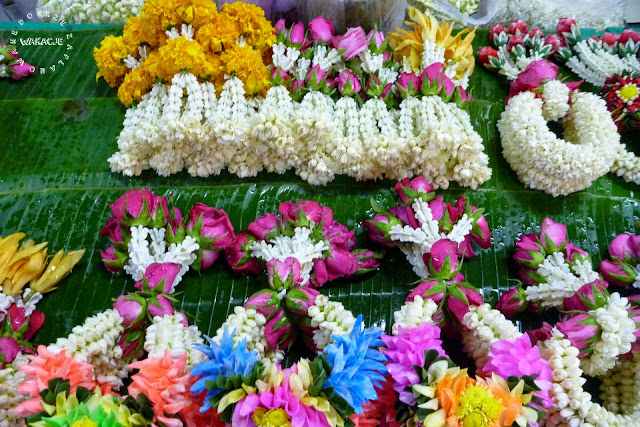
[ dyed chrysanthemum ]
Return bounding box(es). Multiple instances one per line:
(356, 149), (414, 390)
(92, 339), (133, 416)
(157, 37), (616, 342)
(14, 346), (103, 417)
(322, 316), (388, 414)
(382, 323), (447, 405)
(603, 74), (640, 131)
(94, 35), (134, 87)
(348, 374), (403, 427)
(388, 7), (476, 79)
(220, 44), (271, 97)
(190, 328), (262, 412)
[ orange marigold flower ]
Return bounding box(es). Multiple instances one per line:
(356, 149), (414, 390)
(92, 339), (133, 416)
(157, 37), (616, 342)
(94, 35), (133, 87)
(195, 14), (242, 54)
(123, 16), (163, 51)
(14, 345), (104, 417)
(220, 44), (271, 96)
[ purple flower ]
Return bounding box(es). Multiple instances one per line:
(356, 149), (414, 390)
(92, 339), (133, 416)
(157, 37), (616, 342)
(247, 213), (281, 241)
(496, 285), (528, 318)
(394, 177), (435, 204)
(382, 323), (447, 405)
(539, 217), (568, 253)
(308, 17), (334, 43)
(147, 295), (175, 318)
(337, 69), (361, 96)
(267, 257), (302, 290)
(600, 259), (637, 287)
(447, 283), (483, 325)
(555, 314), (598, 357)
(395, 72), (420, 98)
(422, 239), (461, 279)
(364, 213), (402, 247)
(337, 27), (368, 59)
(110, 189), (170, 227)
(608, 233), (640, 263)
(562, 280), (609, 311)
(0, 337), (20, 368)
(114, 294), (147, 326)
(134, 262), (182, 294)
(226, 231), (261, 276)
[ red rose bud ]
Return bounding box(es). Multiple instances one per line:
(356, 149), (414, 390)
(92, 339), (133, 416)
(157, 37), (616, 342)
(423, 239), (462, 279)
(608, 233), (640, 263)
(478, 46), (499, 68)
(100, 245), (127, 273)
(288, 21), (306, 46)
(226, 231), (261, 275)
(114, 294), (147, 326)
(447, 283), (483, 325)
(354, 249), (382, 273)
(496, 285), (528, 318)
(285, 287), (320, 316)
(490, 23), (507, 46)
(514, 246), (546, 269)
(23, 310), (44, 341)
(267, 257), (302, 290)
(279, 200), (333, 228)
(407, 279), (447, 306)
(246, 288), (281, 319)
(544, 34), (563, 54)
(9, 62), (35, 80)
(599, 259), (636, 287)
(562, 279), (609, 311)
(248, 213), (281, 241)
(396, 72), (421, 99)
(507, 20), (528, 36)
(364, 214), (402, 246)
(618, 29), (640, 49)
(264, 308), (294, 350)
(601, 32), (619, 47)
(337, 69), (362, 96)
(110, 189), (170, 228)
(539, 217), (568, 253)
(0, 337), (20, 368)
(148, 294), (175, 318)
(135, 262), (182, 294)
(309, 16), (334, 44)
(556, 313), (598, 357)
(528, 28), (544, 39)
(394, 177), (435, 205)
(556, 17), (580, 45)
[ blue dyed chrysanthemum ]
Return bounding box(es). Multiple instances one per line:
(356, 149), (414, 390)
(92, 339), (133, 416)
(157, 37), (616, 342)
(321, 316), (388, 413)
(190, 327), (261, 411)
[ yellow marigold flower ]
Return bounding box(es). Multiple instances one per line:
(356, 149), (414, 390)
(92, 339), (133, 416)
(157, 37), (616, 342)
(221, 2), (276, 53)
(203, 53), (224, 82)
(94, 35), (132, 87)
(139, 0), (191, 36)
(145, 37), (209, 82)
(389, 7), (476, 79)
(118, 65), (155, 107)
(185, 0), (218, 29)
(196, 14), (242, 54)
(123, 16), (163, 51)
(220, 44), (271, 96)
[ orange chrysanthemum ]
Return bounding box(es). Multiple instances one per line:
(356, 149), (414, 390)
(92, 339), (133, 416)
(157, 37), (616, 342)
(14, 345), (104, 417)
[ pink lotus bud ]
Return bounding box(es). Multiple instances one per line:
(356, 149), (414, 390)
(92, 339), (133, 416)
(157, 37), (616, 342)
(544, 34), (563, 53)
(367, 29), (385, 51)
(325, 245), (359, 280)
(539, 217), (568, 253)
(423, 239), (461, 279)
(528, 28), (544, 39)
(248, 213), (281, 241)
(389, 205), (419, 229)
(264, 308), (294, 350)
(337, 69), (361, 96)
(496, 285), (528, 318)
(267, 257), (303, 290)
(478, 46), (499, 66)
(599, 259), (637, 287)
(565, 243), (589, 264)
(447, 284), (483, 325)
(506, 35), (524, 52)
(289, 21), (306, 46)
(394, 177), (435, 204)
(246, 289), (281, 319)
(507, 20), (528, 36)
(354, 249), (381, 273)
(9, 62), (35, 80)
(100, 245), (126, 273)
(114, 294), (147, 326)
(99, 217), (125, 244)
(601, 32), (619, 46)
(110, 189), (170, 228)
(555, 314), (598, 356)
(618, 29), (640, 47)
(147, 295), (175, 318)
(608, 233), (640, 263)
(285, 287), (320, 316)
(226, 231), (261, 275)
(135, 262), (182, 294)
(279, 200), (333, 228)
(364, 213), (402, 246)
(337, 27), (368, 59)
(309, 17), (334, 43)
(0, 337), (20, 368)
(396, 72), (420, 98)
(557, 17), (577, 36)
(407, 279), (447, 306)
(490, 23), (506, 45)
(562, 279), (609, 311)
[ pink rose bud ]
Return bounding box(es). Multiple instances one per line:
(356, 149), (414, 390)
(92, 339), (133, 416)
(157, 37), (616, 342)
(421, 62), (455, 97)
(248, 213), (281, 241)
(544, 34), (563, 53)
(9, 62), (35, 80)
(114, 294), (147, 326)
(562, 279), (609, 311)
(99, 217), (125, 244)
(100, 245), (127, 273)
(267, 257), (303, 290)
(528, 28), (544, 39)
(167, 207), (184, 238)
(599, 259), (637, 287)
(188, 203), (235, 271)
(394, 177), (435, 204)
(555, 314), (598, 357)
(565, 243), (589, 264)
(423, 239), (461, 279)
(429, 196), (446, 223)
(264, 308), (294, 350)
(396, 72), (421, 98)
(389, 205), (419, 228)
(516, 233), (542, 252)
(470, 213), (491, 251)
(608, 233), (640, 263)
(514, 244), (546, 269)
(147, 295), (175, 318)
(275, 19), (287, 37)
(446, 196), (466, 223)
(325, 221), (355, 249)
(309, 17), (334, 43)
(539, 217), (568, 253)
(447, 283), (483, 325)
(496, 285), (528, 318)
(288, 21), (306, 46)
(519, 266), (545, 286)
(175, 312), (189, 327)
(246, 289), (281, 319)
(367, 29), (385, 51)
(366, 73), (382, 96)
(337, 69), (362, 96)
(601, 32), (619, 46)
(325, 245), (359, 280)
(118, 328), (144, 361)
(337, 27), (369, 59)
(285, 287), (320, 316)
(0, 337), (20, 368)
(618, 29), (640, 47)
(507, 20), (528, 36)
(364, 213), (402, 246)
(354, 249), (381, 273)
(270, 67), (288, 85)
(478, 46), (499, 66)
(407, 279), (447, 306)
(556, 17), (577, 36)
(381, 82), (393, 100)
(279, 200), (333, 228)
(306, 63), (329, 90)
(457, 235), (475, 259)
(135, 262), (182, 294)
(508, 60), (559, 97)
(6, 304), (26, 334)
(110, 189), (170, 228)
(490, 23), (507, 45)
(226, 231), (261, 275)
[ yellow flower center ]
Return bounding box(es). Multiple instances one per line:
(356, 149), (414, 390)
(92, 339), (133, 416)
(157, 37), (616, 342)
(70, 417), (98, 427)
(455, 385), (503, 427)
(619, 84), (639, 101)
(252, 408), (292, 427)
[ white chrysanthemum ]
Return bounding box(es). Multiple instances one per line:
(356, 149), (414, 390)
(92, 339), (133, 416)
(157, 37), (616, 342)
(499, 90), (621, 196)
(213, 306), (270, 359)
(392, 296), (438, 335)
(461, 304), (521, 370)
(307, 295), (356, 350)
(144, 314), (206, 369)
(49, 309), (128, 389)
(37, 0), (143, 24)
(0, 353), (29, 427)
(525, 253), (599, 308)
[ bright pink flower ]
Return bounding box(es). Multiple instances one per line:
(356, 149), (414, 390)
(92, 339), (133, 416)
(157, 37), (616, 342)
(496, 285), (528, 318)
(447, 284), (483, 325)
(514, 245), (545, 269)
(100, 245), (124, 273)
(312, 258), (329, 287)
(246, 289), (280, 319)
(389, 205), (419, 229)
(325, 245), (359, 279)
(600, 259), (636, 287)
(565, 242), (589, 264)
(248, 213), (281, 241)
(285, 287), (320, 316)
(429, 196), (446, 222)
(226, 231), (261, 275)
(423, 239), (460, 279)
(562, 279), (608, 311)
(114, 294), (146, 326)
(100, 216), (125, 244)
(507, 20), (528, 36)
(608, 232), (640, 262)
(134, 262), (182, 294)
(110, 189), (169, 226)
(309, 17), (334, 43)
(396, 72), (421, 98)
(306, 63), (328, 89)
(337, 69), (362, 95)
(420, 62), (455, 97)
(279, 200), (333, 227)
(24, 309), (44, 341)
(367, 29), (385, 50)
(478, 46), (499, 65)
(289, 21), (305, 45)
(516, 233), (542, 252)
(394, 177), (434, 204)
(324, 221), (355, 250)
(271, 67), (288, 84)
(0, 337), (20, 368)
(264, 308), (293, 350)
(355, 249), (381, 272)
(148, 295), (175, 318)
(555, 314), (598, 356)
(557, 17), (577, 36)
(337, 27), (368, 59)
(275, 19), (286, 37)
(9, 62), (35, 80)
(267, 257), (302, 289)
(470, 206), (491, 249)
(509, 60), (558, 97)
(539, 217), (568, 253)
(188, 203), (235, 249)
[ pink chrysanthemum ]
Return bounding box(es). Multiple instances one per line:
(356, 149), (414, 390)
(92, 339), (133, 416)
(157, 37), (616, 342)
(14, 345), (104, 416)
(349, 374), (403, 427)
(484, 334), (553, 408)
(381, 323), (447, 405)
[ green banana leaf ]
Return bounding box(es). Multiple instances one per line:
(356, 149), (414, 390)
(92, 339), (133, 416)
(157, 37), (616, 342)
(0, 23), (638, 351)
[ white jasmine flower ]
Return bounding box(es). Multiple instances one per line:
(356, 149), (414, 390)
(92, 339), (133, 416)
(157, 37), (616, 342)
(211, 306), (270, 360)
(0, 353), (29, 426)
(37, 0), (143, 24)
(308, 295), (356, 350)
(0, 64), (7, 78)
(392, 296), (438, 334)
(145, 314), (206, 368)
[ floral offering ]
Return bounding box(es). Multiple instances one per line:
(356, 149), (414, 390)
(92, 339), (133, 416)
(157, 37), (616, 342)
(0, 40), (35, 80)
(599, 232), (640, 288)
